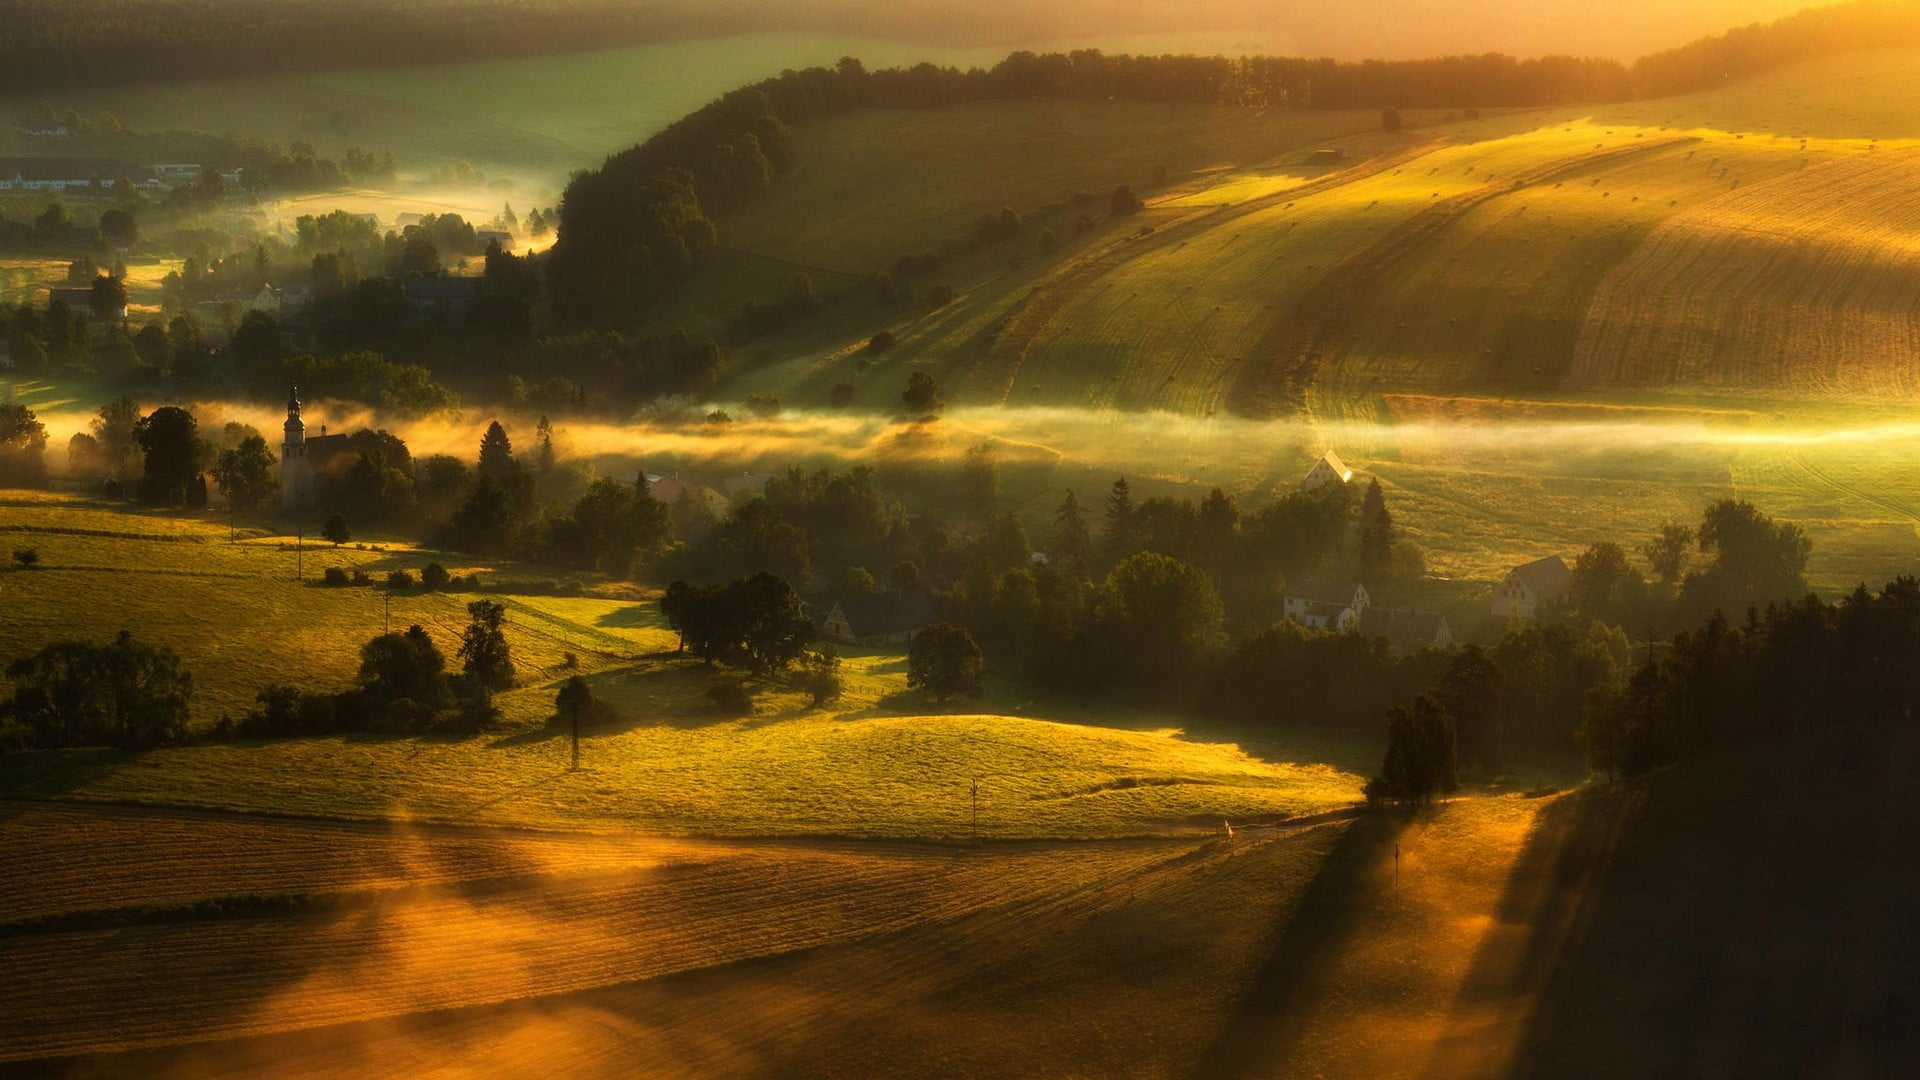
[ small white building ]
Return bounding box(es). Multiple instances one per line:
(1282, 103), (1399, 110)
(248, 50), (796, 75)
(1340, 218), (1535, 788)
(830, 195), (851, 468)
(1284, 578), (1370, 631)
(1492, 555), (1572, 621)
(1301, 451), (1354, 492)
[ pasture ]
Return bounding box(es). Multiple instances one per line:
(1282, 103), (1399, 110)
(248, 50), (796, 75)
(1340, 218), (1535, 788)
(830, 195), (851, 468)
(0, 493), (1372, 838)
(704, 50), (1920, 596)
(0, 795), (1552, 1075)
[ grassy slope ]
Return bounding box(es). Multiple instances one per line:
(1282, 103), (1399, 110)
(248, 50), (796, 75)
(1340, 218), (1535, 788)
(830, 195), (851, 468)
(0, 494), (1371, 838)
(1, 795), (1547, 1075)
(708, 50), (1920, 593)
(8, 728), (1909, 1075)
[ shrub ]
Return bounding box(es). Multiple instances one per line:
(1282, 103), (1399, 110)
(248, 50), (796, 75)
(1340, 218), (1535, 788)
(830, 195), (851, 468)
(351, 569), (371, 585)
(706, 678), (754, 716)
(867, 330), (895, 354)
(12, 548), (39, 568)
(322, 567), (351, 587)
(421, 562), (450, 591)
(562, 651), (579, 670)
(387, 569), (415, 589)
(925, 283), (955, 309)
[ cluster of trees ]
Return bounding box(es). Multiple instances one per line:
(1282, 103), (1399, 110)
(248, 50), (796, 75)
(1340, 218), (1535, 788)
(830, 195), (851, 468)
(1555, 499), (1811, 634)
(1632, 0), (1920, 98)
(661, 574), (815, 674)
(0, 0), (790, 93)
(240, 600), (515, 737)
(0, 631), (192, 750)
(1582, 576), (1920, 779)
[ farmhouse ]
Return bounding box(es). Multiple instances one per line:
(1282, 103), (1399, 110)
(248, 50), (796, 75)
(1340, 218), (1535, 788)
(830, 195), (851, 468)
(1491, 555), (1572, 621)
(279, 389), (352, 510)
(1284, 577), (1369, 631)
(1358, 607), (1454, 654)
(1301, 451), (1353, 492)
(820, 590), (937, 647)
(0, 157), (143, 191)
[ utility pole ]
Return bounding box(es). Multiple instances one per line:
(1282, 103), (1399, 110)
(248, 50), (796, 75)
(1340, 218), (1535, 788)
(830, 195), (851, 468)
(970, 778), (979, 845)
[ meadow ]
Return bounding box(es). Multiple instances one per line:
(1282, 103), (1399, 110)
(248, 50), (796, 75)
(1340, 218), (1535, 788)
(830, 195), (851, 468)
(0, 795), (1550, 1074)
(0, 493), (1373, 839)
(702, 48), (1920, 596)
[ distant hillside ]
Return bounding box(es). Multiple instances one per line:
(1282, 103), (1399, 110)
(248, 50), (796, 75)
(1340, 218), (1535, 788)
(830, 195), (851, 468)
(0, 0), (1823, 96)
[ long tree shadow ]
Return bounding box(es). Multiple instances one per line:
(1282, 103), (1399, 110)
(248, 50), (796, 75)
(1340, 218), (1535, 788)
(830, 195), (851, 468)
(1191, 810), (1409, 1079)
(1432, 725), (1920, 1080)
(1418, 786), (1640, 1080)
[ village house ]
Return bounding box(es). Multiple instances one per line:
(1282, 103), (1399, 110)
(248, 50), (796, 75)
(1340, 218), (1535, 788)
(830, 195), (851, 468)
(1283, 577), (1370, 631)
(1491, 555), (1572, 621)
(1358, 607), (1454, 654)
(1301, 451), (1354, 492)
(820, 590), (938, 647)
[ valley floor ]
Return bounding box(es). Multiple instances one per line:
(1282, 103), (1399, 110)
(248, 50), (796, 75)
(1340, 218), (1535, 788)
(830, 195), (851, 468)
(7, 722), (1912, 1078)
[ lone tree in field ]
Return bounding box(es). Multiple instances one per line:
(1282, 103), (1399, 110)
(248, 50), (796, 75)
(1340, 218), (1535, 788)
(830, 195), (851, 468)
(902, 371), (944, 419)
(555, 675), (595, 770)
(458, 599), (516, 692)
(909, 622), (983, 703)
(211, 435), (278, 509)
(1365, 694), (1458, 807)
(1110, 184), (1144, 215)
(321, 513), (351, 546)
(1381, 107), (1404, 132)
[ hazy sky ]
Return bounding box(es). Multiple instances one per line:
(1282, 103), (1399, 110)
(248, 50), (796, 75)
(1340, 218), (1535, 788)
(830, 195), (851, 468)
(800, 0), (1821, 61)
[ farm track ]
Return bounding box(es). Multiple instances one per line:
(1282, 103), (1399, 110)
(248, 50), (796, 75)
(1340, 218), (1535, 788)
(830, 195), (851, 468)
(0, 802), (1201, 1063)
(964, 144), (1442, 406)
(1233, 136), (1700, 419)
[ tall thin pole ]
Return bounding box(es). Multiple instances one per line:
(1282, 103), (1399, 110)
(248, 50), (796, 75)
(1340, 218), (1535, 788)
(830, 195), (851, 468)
(970, 778), (979, 845)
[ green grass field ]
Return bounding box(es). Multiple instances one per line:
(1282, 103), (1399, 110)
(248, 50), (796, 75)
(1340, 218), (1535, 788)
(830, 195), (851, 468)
(0, 493), (1373, 839)
(701, 49), (1920, 597)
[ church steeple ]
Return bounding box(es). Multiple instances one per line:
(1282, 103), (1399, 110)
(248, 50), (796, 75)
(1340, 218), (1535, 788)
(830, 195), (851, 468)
(284, 386), (305, 441)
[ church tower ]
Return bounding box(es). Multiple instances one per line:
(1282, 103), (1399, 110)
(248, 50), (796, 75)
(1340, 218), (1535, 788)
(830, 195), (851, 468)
(281, 387), (314, 509)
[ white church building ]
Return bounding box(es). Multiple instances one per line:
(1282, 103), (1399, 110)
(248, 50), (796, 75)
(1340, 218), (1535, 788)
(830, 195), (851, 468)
(280, 388), (349, 509)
